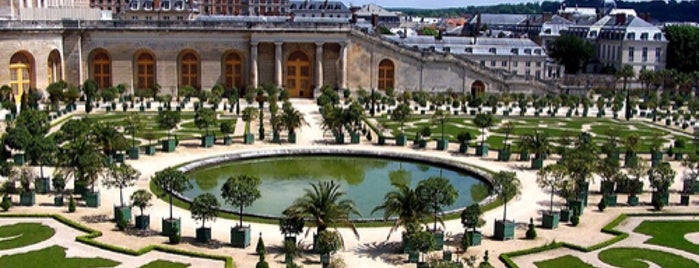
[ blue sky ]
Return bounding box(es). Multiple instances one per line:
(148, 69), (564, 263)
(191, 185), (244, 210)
(347, 0), (655, 8)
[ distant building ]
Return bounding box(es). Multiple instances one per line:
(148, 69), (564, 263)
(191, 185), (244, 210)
(0, 0), (107, 20)
(462, 13), (543, 39)
(289, 0), (350, 20)
(351, 3), (399, 27)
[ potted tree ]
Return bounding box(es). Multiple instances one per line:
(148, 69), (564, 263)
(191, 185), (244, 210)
(392, 103), (411, 146)
(405, 227), (435, 267)
(103, 163), (141, 224)
(371, 183), (428, 253)
(674, 138), (687, 161)
(457, 131), (473, 154)
(536, 163), (566, 229)
(433, 109), (450, 150)
(123, 113), (143, 159)
(194, 108), (217, 148)
(142, 132), (157, 155)
(347, 101), (365, 144)
(320, 105), (348, 144)
(681, 154), (699, 195)
(242, 107), (258, 144)
(152, 167), (192, 236)
(221, 174), (262, 248)
(417, 126), (431, 149)
(190, 193), (219, 243)
(460, 203), (485, 247)
(16, 166), (36, 206)
(473, 113), (494, 156)
(623, 133), (640, 168)
(52, 174), (65, 206)
(281, 102), (306, 144)
(131, 189), (152, 230)
(279, 211), (304, 264)
(316, 230), (342, 267)
(220, 121), (234, 145)
(498, 121), (515, 161)
(523, 131), (550, 169)
(492, 171), (521, 240)
(416, 176), (458, 250)
(156, 110), (181, 152)
(596, 156), (621, 206)
(626, 161), (649, 206)
(648, 162), (676, 210)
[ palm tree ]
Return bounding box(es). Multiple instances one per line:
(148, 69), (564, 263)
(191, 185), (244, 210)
(284, 181), (361, 239)
(281, 103), (306, 142)
(371, 183), (428, 239)
(321, 106), (349, 143)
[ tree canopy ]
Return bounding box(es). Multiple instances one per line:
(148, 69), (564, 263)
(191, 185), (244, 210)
(548, 35), (594, 74)
(221, 174), (262, 227)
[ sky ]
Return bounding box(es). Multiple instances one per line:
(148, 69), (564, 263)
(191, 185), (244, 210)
(346, 0), (657, 9)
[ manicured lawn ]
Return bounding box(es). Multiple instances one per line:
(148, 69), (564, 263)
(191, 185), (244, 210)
(598, 247), (699, 268)
(0, 245), (120, 267)
(139, 260), (190, 268)
(634, 220), (699, 255)
(0, 223), (55, 250)
(534, 255), (595, 268)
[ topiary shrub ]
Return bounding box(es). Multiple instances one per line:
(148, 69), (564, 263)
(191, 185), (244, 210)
(169, 230), (181, 244)
(68, 196), (76, 213)
(255, 252), (269, 268)
(0, 198), (11, 211)
(525, 218), (537, 239)
(256, 234), (266, 255)
(571, 215), (580, 226)
(598, 197), (608, 212)
(652, 196), (665, 211)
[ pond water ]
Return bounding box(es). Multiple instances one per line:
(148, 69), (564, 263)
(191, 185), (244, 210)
(182, 155), (490, 220)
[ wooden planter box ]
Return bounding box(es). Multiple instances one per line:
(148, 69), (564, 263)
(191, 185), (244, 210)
(350, 133), (360, 144)
(531, 158), (543, 170)
(20, 191), (35, 206)
(145, 145), (156, 155)
(35, 177), (50, 194)
(432, 231), (444, 250)
(224, 136), (233, 145)
(272, 132), (280, 143)
(201, 135), (215, 148)
(475, 144), (488, 156)
(396, 135), (407, 146)
(494, 220), (515, 241)
(436, 139), (448, 151)
(196, 227), (212, 243)
(230, 226), (251, 248)
(128, 147), (140, 160)
(288, 132), (297, 143)
(560, 209), (571, 222)
(335, 133), (345, 144)
(498, 148), (511, 161)
(54, 196), (64, 206)
(604, 194), (618, 207)
(567, 199), (584, 216)
(114, 153), (125, 163)
(542, 211), (560, 229)
(466, 230), (482, 246)
(627, 195), (640, 206)
(459, 143), (468, 154)
(520, 151), (531, 161)
(244, 133), (255, 144)
(683, 179), (699, 194)
(418, 140), (427, 148)
(161, 139), (176, 152)
(83, 191), (100, 208)
(651, 191), (669, 206)
(408, 251), (419, 263)
(135, 215), (150, 230)
(114, 206), (132, 223)
(13, 153), (25, 165)
(161, 218), (181, 236)
(680, 195), (690, 206)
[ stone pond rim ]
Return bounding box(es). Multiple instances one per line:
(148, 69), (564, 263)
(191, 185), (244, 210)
(164, 147), (495, 222)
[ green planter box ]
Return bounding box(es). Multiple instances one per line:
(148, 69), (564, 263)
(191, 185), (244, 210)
(114, 153), (125, 163)
(567, 199), (584, 216)
(436, 139), (448, 151)
(201, 135), (214, 148)
(5, 113), (15, 121)
(74, 180), (87, 196)
(231, 226), (251, 248)
(396, 135), (407, 146)
(432, 231), (444, 250)
(145, 145), (156, 155)
(335, 133), (345, 144)
(651, 191), (669, 206)
(378, 136), (386, 145)
(651, 151), (663, 167)
(128, 147), (140, 160)
(443, 251), (453, 262)
(675, 152), (684, 161)
(542, 211), (560, 229)
(244, 133), (255, 144)
(272, 132), (281, 143)
(224, 136), (233, 145)
(288, 132), (297, 143)
(161, 139), (176, 152)
(54, 196), (64, 206)
(459, 143), (469, 154)
(13, 153), (25, 165)
(114, 206), (132, 223)
(135, 215), (150, 230)
(408, 252), (419, 263)
(418, 140), (427, 148)
(520, 151), (531, 161)
(494, 220), (515, 241)
(106, 106), (112, 112)
(498, 148), (511, 161)
(350, 133), (360, 144)
(467, 231), (482, 246)
(196, 227), (212, 243)
(161, 218), (181, 236)
(627, 195), (640, 206)
(146, 102), (152, 109)
(476, 144), (488, 156)
(35, 177), (50, 194)
(139, 106), (145, 112)
(19, 191), (35, 206)
(531, 158), (543, 170)
(83, 191), (100, 208)
(680, 195), (690, 206)
(604, 194), (618, 207)
(560, 210), (571, 222)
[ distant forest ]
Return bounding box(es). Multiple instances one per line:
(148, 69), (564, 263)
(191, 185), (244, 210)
(389, 0), (699, 23)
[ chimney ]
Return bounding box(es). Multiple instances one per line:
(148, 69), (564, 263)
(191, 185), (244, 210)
(371, 14), (379, 28)
(542, 12), (552, 22)
(616, 13), (626, 26)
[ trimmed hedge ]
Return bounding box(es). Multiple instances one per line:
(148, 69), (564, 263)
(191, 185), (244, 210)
(499, 212), (699, 268)
(0, 214), (234, 268)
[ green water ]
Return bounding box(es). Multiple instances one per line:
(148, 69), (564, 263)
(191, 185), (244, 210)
(183, 155), (490, 219)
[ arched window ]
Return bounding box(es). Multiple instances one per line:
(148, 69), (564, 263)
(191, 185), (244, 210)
(471, 80), (485, 96)
(224, 52), (243, 90)
(47, 50), (62, 84)
(136, 52), (156, 90)
(9, 52), (34, 105)
(92, 51), (111, 89)
(179, 51), (199, 89)
(378, 59), (394, 90)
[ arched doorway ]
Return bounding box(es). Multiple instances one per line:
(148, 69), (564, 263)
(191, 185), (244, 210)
(378, 59), (395, 90)
(285, 51), (311, 98)
(471, 80), (485, 96)
(91, 50), (112, 89)
(223, 51), (243, 91)
(9, 51), (34, 107)
(135, 51), (156, 90)
(179, 51), (200, 89)
(47, 50), (62, 84)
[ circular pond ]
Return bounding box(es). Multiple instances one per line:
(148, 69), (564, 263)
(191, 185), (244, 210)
(181, 154), (491, 220)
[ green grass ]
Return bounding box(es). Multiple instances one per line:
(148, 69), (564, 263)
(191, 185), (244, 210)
(140, 260), (190, 268)
(0, 245), (120, 267)
(633, 220), (699, 255)
(0, 223), (55, 250)
(534, 255), (594, 268)
(598, 247), (699, 268)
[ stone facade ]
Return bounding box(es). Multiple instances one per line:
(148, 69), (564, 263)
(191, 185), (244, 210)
(0, 20), (556, 99)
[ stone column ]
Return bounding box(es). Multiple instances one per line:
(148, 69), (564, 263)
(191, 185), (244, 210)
(274, 42), (283, 88)
(250, 42), (259, 88)
(339, 42), (348, 89)
(315, 42), (323, 89)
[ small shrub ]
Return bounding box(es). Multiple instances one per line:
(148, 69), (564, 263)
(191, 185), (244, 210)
(169, 230), (181, 244)
(525, 218), (537, 239)
(256, 234), (266, 255)
(571, 215), (580, 226)
(0, 198), (11, 211)
(598, 197), (608, 211)
(68, 196), (76, 213)
(652, 196), (665, 211)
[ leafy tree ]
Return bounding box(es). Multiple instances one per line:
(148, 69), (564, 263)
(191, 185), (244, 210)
(416, 176), (458, 231)
(123, 113), (143, 148)
(536, 164), (567, 213)
(665, 25), (699, 73)
(371, 183), (428, 239)
(279, 210), (305, 239)
(221, 174), (262, 227)
(522, 130), (550, 159)
(194, 108), (217, 136)
(548, 35), (594, 74)
(316, 230), (343, 256)
(473, 113), (494, 145)
(461, 203), (485, 233)
(157, 110), (181, 140)
(130, 189), (153, 216)
(103, 163), (141, 207)
(648, 162), (676, 194)
(152, 167), (192, 219)
(242, 107), (259, 135)
(284, 181), (360, 239)
(432, 108), (449, 142)
(492, 171), (521, 222)
(190, 193), (219, 229)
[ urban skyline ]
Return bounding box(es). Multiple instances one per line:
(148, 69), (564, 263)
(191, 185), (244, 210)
(348, 0), (657, 9)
